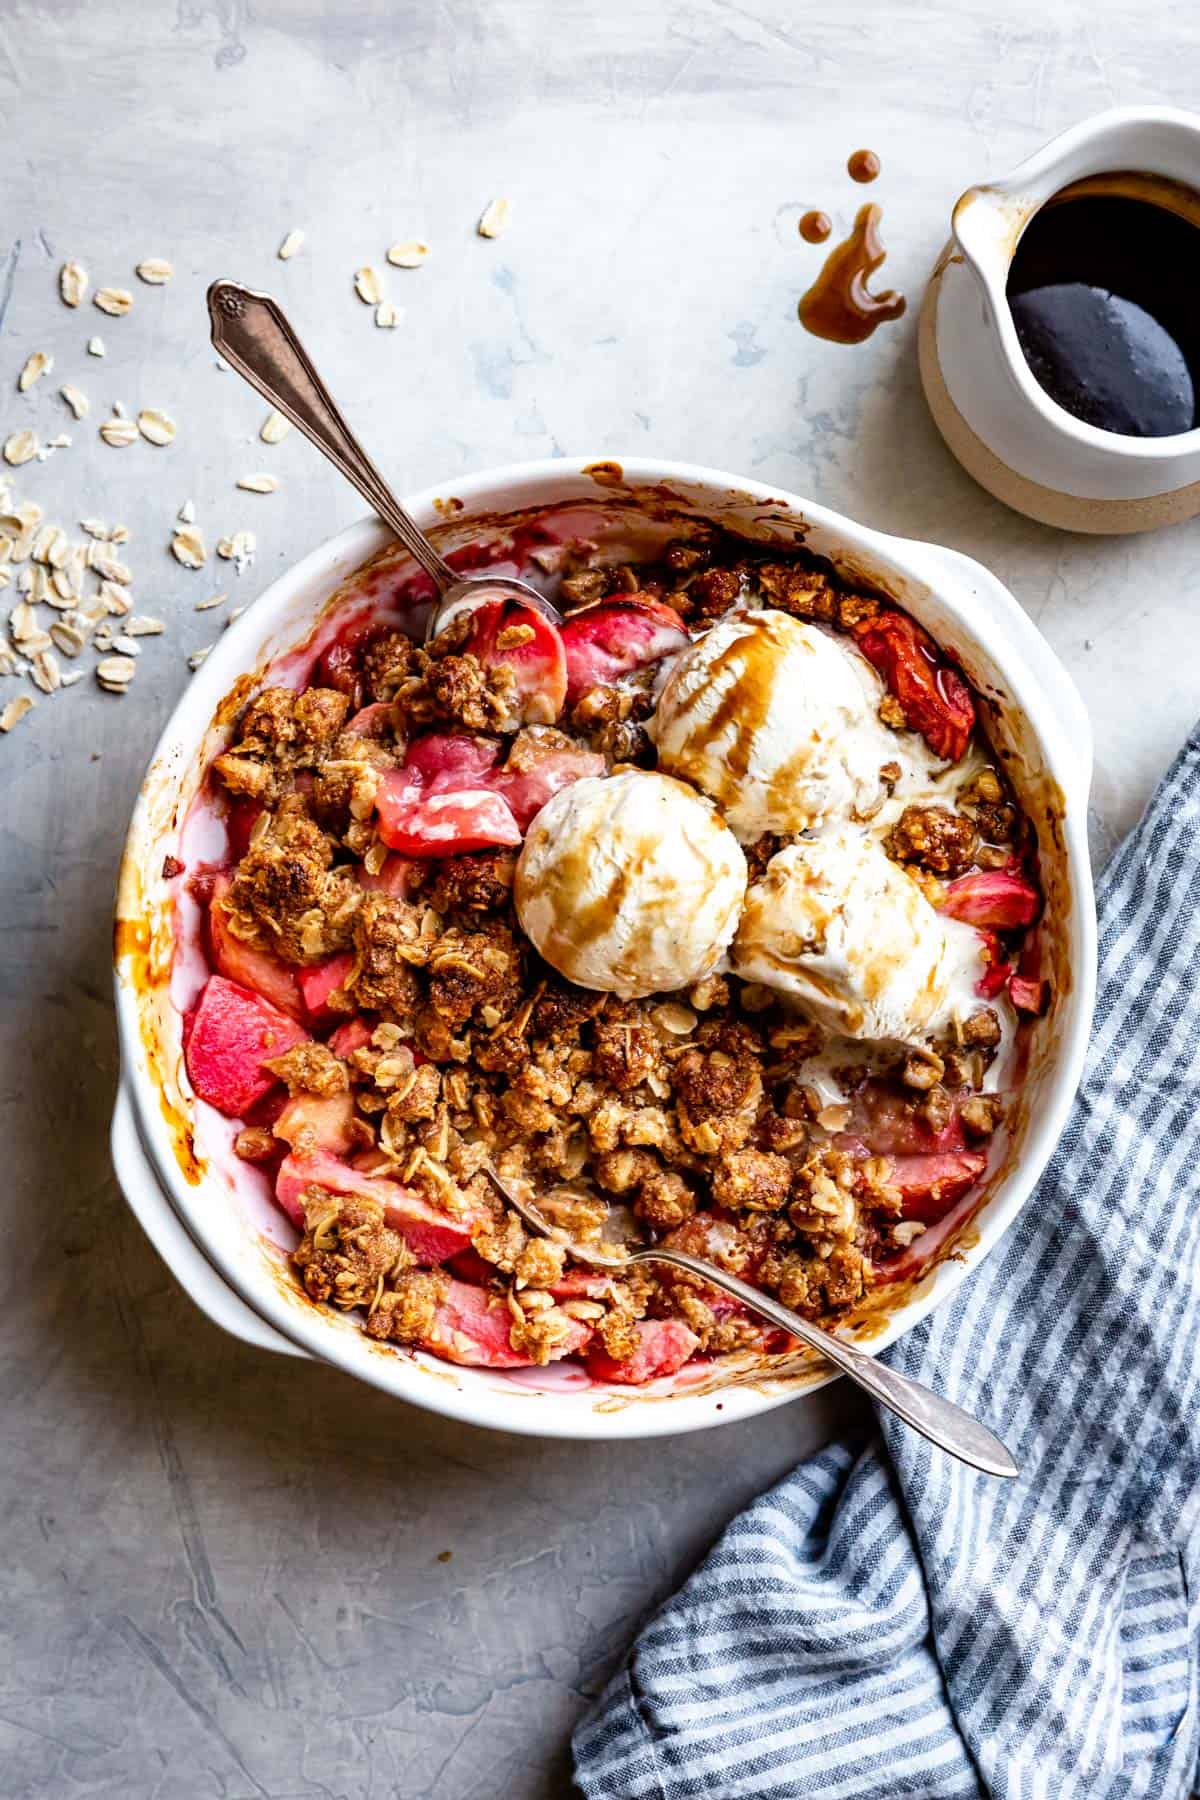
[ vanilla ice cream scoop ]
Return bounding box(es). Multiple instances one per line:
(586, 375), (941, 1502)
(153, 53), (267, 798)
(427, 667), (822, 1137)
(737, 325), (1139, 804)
(731, 828), (983, 1044)
(651, 609), (894, 841)
(515, 770), (747, 999)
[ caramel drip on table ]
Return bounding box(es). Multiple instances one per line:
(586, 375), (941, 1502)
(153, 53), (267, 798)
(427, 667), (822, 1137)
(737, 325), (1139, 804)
(848, 148), (881, 183)
(797, 203), (906, 344)
(799, 210), (832, 244)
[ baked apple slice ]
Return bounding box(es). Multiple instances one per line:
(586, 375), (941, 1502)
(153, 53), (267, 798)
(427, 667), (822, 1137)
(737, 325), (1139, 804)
(425, 1279), (591, 1367)
(559, 594), (690, 706)
(375, 772), (522, 856)
(185, 975), (310, 1118)
(208, 873), (304, 1019)
(275, 1148), (483, 1263)
(460, 596), (567, 727)
(586, 1318), (701, 1385)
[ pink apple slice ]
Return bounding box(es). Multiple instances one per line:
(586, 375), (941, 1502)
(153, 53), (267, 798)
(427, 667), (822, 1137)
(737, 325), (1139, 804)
(559, 595), (691, 706)
(461, 596), (567, 727)
(376, 772), (521, 856)
(586, 1318), (701, 1386)
(185, 975), (310, 1118)
(208, 874), (304, 1019)
(490, 746), (605, 830)
(888, 1150), (988, 1224)
(275, 1148), (483, 1263)
(425, 1279), (591, 1367)
(273, 1091), (357, 1156)
(296, 951), (355, 1024)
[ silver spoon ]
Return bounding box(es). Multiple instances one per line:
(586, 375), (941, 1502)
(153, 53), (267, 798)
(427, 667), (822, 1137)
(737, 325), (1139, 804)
(486, 1164), (1018, 1478)
(206, 281), (561, 643)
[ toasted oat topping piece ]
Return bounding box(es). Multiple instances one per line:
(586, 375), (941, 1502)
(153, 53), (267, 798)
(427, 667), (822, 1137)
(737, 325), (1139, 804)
(885, 804), (978, 876)
(263, 1041), (349, 1096)
(428, 923), (522, 1028)
(294, 1193), (413, 1310)
(351, 892), (427, 1013)
(427, 850), (516, 915)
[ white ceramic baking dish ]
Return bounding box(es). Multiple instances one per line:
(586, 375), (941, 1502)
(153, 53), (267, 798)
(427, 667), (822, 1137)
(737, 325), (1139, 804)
(111, 458), (1097, 1439)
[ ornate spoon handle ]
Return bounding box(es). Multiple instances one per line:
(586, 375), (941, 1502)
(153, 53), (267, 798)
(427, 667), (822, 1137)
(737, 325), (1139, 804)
(206, 280), (455, 591)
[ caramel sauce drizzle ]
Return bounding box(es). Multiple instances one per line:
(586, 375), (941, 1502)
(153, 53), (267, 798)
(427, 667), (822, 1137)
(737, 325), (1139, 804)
(799, 210), (832, 244)
(797, 203), (906, 345)
(847, 148), (881, 183)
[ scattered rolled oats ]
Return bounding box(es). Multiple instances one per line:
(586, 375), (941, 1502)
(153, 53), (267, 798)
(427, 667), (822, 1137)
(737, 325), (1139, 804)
(477, 198), (511, 239)
(135, 258), (173, 285)
(387, 240), (430, 268)
(51, 567), (79, 604)
(3, 431), (38, 467)
(177, 498), (196, 523)
(18, 351), (53, 393)
(137, 408), (176, 446)
(60, 261), (88, 308)
(0, 695), (34, 731)
(60, 384), (89, 419)
(126, 615), (164, 635)
(87, 337), (106, 357)
(260, 409), (290, 444)
(36, 435), (71, 461)
(111, 634), (140, 657)
(99, 416), (138, 448)
(32, 524), (63, 563)
(235, 472), (278, 493)
(93, 287), (133, 317)
(278, 228), (305, 260)
(375, 301), (402, 329)
(171, 525), (206, 569)
(31, 649), (61, 693)
(195, 590), (228, 611)
(88, 544), (131, 582)
(50, 621), (86, 657)
(215, 529), (255, 573)
(59, 669), (85, 687)
(354, 266), (383, 305)
(188, 645), (211, 669)
(109, 523), (130, 543)
(0, 640), (17, 674)
(96, 654), (136, 689)
(10, 600), (38, 642)
(99, 579), (131, 616)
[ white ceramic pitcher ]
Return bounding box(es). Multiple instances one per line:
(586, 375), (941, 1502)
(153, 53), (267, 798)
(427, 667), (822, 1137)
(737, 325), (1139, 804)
(920, 106), (1200, 533)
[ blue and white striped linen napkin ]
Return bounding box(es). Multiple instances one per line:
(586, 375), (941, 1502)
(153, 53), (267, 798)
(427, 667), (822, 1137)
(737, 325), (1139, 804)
(574, 726), (1200, 1799)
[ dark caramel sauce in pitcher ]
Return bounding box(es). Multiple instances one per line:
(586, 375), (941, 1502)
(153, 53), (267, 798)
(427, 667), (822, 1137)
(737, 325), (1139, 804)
(1007, 172), (1200, 436)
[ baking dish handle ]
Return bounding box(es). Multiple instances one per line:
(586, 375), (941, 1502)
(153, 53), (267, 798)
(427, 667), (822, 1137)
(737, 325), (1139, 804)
(110, 1086), (309, 1360)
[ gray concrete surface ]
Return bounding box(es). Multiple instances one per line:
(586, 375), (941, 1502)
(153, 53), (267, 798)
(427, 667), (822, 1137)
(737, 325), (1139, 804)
(2, 2), (1198, 1795)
